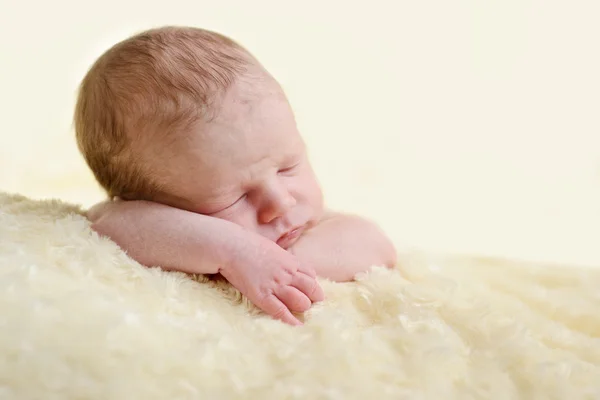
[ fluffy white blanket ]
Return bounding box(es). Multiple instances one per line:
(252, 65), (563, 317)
(1, 192), (599, 399)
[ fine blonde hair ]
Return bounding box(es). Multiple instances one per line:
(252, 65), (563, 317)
(74, 26), (250, 200)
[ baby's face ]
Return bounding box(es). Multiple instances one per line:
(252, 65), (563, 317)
(155, 76), (324, 249)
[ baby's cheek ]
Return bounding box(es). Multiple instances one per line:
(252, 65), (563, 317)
(308, 180), (325, 217)
(214, 209), (257, 233)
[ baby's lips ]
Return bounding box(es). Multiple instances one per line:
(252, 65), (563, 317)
(276, 225), (306, 249)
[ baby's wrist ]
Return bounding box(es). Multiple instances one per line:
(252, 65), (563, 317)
(215, 223), (274, 276)
(203, 218), (252, 274)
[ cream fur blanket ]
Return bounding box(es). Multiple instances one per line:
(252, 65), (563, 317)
(1, 192), (599, 399)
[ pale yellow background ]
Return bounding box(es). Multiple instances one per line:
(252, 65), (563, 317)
(1, 1), (599, 267)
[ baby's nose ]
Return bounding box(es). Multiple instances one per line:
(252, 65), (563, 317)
(258, 190), (296, 224)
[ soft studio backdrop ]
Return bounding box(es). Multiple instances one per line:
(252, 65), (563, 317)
(1, 1), (599, 267)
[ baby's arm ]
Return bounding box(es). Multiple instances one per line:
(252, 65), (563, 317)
(87, 200), (324, 325)
(87, 199), (234, 274)
(289, 211), (397, 282)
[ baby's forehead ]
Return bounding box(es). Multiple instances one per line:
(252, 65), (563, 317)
(147, 74), (302, 170)
(208, 79), (297, 137)
(188, 120), (303, 165)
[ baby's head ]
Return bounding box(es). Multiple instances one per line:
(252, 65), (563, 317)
(75, 26), (323, 246)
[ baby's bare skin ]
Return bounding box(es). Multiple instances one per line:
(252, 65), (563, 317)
(87, 73), (396, 325)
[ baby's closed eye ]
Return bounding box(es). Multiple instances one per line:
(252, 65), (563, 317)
(277, 162), (300, 175)
(206, 194), (247, 215)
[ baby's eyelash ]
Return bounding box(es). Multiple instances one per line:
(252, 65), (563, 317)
(207, 194), (246, 215)
(229, 194), (247, 208)
(278, 162), (299, 173)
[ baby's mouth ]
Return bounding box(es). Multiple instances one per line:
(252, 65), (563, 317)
(276, 225), (306, 249)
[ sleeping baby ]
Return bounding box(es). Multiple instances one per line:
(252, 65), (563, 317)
(76, 26), (396, 325)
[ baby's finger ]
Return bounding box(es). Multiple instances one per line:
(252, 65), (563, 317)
(291, 272), (325, 303)
(274, 286), (312, 313)
(296, 261), (317, 278)
(259, 295), (303, 326)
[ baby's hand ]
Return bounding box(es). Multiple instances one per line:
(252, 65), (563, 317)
(220, 232), (325, 326)
(86, 198), (323, 325)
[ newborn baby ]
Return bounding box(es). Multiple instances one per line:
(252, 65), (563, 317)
(76, 26), (396, 325)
